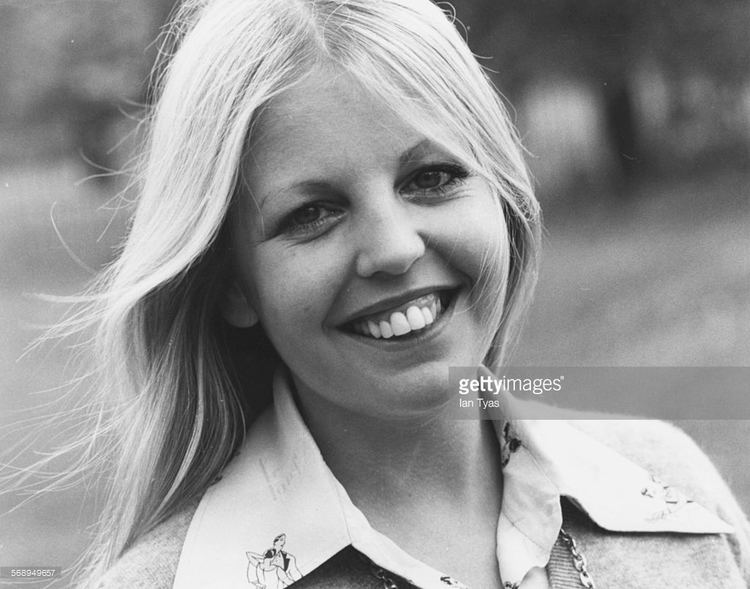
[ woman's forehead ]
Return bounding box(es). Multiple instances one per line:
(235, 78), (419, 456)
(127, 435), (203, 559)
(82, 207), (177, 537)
(243, 75), (440, 189)
(249, 70), (410, 147)
(244, 68), (470, 180)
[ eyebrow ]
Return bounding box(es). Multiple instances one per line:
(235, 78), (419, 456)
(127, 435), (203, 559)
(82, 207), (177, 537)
(398, 138), (433, 165)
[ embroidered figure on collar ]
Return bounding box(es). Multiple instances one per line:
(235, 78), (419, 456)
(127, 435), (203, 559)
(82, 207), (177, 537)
(440, 574), (468, 587)
(641, 475), (693, 520)
(246, 533), (302, 588)
(500, 421), (522, 467)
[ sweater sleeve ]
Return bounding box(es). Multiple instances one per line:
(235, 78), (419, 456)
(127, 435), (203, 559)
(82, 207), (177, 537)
(571, 419), (750, 584)
(663, 423), (750, 585)
(95, 502), (197, 589)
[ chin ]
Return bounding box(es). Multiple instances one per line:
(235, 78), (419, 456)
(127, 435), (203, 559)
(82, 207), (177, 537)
(358, 371), (457, 421)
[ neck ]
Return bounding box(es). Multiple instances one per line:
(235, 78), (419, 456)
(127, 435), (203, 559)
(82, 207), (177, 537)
(294, 386), (503, 521)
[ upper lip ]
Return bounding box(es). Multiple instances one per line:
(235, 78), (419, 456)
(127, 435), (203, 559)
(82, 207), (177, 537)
(340, 285), (460, 326)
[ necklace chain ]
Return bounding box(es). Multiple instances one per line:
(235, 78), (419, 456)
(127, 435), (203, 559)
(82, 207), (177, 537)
(559, 528), (596, 588)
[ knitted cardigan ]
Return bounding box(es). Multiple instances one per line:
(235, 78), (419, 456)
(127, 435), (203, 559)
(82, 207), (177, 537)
(96, 420), (750, 588)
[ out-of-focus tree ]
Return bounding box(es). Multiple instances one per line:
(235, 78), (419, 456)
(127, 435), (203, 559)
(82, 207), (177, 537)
(452, 0), (750, 190)
(0, 0), (176, 176)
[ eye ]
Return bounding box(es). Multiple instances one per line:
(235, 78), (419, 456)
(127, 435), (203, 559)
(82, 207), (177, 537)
(403, 164), (469, 197)
(290, 205), (325, 226)
(279, 202), (343, 237)
(411, 169), (454, 190)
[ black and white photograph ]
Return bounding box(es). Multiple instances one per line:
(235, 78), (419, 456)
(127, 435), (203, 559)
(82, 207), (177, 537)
(1, 1), (749, 587)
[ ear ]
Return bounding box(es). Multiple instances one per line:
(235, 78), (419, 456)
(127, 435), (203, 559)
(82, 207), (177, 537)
(220, 282), (258, 328)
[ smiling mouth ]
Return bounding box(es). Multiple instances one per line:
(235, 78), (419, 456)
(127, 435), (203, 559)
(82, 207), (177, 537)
(345, 290), (457, 340)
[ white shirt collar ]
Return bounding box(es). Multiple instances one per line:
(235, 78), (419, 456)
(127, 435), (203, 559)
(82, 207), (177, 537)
(174, 366), (732, 589)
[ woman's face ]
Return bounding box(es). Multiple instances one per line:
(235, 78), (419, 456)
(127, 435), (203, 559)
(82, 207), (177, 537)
(229, 69), (508, 421)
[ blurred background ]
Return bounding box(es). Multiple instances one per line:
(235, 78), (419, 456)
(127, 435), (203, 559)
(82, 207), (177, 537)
(0, 0), (748, 586)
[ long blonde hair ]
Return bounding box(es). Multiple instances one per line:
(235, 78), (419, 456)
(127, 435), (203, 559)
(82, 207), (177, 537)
(64, 0), (541, 582)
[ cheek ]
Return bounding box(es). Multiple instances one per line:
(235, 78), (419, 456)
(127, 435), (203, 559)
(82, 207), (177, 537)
(246, 242), (343, 333)
(437, 191), (510, 351)
(438, 192), (509, 284)
(245, 242), (351, 381)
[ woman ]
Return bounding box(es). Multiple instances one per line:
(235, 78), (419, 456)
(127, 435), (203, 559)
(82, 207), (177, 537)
(82, 0), (749, 587)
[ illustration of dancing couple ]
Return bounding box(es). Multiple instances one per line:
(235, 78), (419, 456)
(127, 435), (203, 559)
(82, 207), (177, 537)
(246, 533), (302, 588)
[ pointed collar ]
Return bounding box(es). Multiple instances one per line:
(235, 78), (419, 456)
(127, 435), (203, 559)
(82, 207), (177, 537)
(173, 366), (732, 589)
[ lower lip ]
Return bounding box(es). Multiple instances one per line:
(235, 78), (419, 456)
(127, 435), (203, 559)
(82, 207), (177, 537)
(339, 291), (459, 351)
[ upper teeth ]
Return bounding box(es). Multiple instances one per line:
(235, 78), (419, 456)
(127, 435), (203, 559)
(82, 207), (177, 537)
(351, 294), (444, 339)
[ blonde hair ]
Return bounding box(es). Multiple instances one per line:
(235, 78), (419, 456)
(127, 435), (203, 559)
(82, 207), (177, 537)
(66, 0), (540, 582)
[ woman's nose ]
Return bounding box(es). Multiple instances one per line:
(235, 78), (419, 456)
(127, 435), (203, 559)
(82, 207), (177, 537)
(354, 196), (426, 278)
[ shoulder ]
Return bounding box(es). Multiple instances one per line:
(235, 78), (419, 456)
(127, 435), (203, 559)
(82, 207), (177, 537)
(569, 419), (750, 581)
(95, 500), (199, 589)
